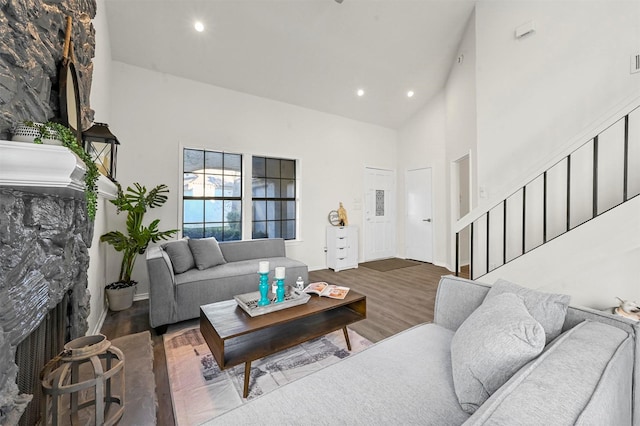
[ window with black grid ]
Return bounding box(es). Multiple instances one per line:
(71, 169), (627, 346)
(183, 149), (242, 241)
(252, 156), (297, 240)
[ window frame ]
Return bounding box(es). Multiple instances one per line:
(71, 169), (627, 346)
(251, 155), (298, 240)
(181, 148), (243, 241)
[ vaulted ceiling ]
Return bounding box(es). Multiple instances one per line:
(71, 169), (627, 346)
(105, 0), (475, 129)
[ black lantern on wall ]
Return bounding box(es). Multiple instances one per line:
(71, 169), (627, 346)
(82, 123), (120, 180)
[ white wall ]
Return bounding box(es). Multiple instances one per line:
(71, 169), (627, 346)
(89, 0), (112, 124)
(466, 1), (640, 308)
(445, 10), (478, 270)
(85, 0), (113, 334)
(475, 0), (640, 202)
(482, 194), (640, 309)
(396, 10), (478, 272)
(109, 62), (397, 297)
(396, 92), (448, 266)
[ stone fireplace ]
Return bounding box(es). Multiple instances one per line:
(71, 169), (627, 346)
(0, 1), (105, 421)
(0, 141), (94, 424)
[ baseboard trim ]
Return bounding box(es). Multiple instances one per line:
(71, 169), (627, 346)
(134, 292), (149, 301)
(90, 306), (108, 336)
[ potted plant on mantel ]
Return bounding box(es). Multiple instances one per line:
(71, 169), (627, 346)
(12, 120), (100, 220)
(100, 182), (178, 311)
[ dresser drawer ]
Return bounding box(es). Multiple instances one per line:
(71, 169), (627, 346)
(335, 257), (353, 270)
(334, 227), (348, 238)
(335, 246), (348, 258)
(335, 237), (348, 248)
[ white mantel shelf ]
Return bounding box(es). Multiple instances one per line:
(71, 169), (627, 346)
(0, 139), (117, 198)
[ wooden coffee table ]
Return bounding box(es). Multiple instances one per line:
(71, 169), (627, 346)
(200, 289), (366, 398)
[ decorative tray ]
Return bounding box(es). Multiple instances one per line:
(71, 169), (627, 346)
(234, 286), (311, 317)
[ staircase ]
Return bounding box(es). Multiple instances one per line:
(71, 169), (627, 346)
(455, 101), (640, 282)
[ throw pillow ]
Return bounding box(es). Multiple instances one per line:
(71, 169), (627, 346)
(485, 279), (571, 344)
(162, 239), (195, 274)
(188, 237), (227, 270)
(450, 292), (545, 414)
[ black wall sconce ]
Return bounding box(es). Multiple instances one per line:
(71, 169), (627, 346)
(82, 123), (120, 180)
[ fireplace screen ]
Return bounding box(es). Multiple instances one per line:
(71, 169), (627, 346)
(15, 293), (69, 426)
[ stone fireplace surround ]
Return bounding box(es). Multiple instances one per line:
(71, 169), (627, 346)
(1, 0), (102, 421)
(0, 140), (116, 424)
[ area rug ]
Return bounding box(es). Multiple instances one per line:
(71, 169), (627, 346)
(360, 258), (422, 272)
(111, 331), (157, 425)
(164, 322), (372, 425)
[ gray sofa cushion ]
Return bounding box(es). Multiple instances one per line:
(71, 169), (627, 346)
(188, 237), (227, 270)
(162, 239), (195, 274)
(486, 278), (570, 343)
(174, 257), (309, 321)
(206, 323), (471, 425)
(219, 238), (286, 262)
(464, 320), (633, 425)
(451, 292), (545, 414)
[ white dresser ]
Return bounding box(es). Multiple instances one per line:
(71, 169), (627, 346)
(326, 226), (358, 272)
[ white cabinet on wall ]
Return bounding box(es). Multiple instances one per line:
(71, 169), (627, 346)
(326, 226), (358, 272)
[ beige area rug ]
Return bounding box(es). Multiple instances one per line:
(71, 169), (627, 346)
(164, 321), (372, 425)
(112, 331), (157, 425)
(360, 258), (422, 272)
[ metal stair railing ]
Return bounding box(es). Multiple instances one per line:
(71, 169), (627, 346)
(456, 103), (639, 280)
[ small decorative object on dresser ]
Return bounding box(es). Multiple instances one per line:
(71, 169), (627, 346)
(337, 201), (348, 225)
(328, 210), (340, 226)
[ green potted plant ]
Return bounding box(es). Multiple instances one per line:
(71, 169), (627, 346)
(14, 120), (100, 220)
(100, 182), (178, 311)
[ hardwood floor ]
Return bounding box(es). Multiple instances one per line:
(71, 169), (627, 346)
(100, 261), (453, 424)
(309, 262), (452, 342)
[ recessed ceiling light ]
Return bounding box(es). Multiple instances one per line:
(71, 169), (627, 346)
(407, 90), (415, 98)
(357, 89), (365, 97)
(194, 21), (205, 32)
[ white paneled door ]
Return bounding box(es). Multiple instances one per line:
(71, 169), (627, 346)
(406, 168), (433, 263)
(364, 167), (396, 261)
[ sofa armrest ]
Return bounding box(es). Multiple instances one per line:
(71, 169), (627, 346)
(433, 275), (490, 332)
(146, 246), (178, 328)
(464, 321), (633, 425)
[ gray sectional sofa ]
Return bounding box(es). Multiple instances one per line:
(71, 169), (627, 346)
(206, 275), (640, 425)
(145, 238), (308, 330)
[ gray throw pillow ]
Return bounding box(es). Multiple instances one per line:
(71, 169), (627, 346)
(162, 239), (195, 274)
(485, 279), (570, 344)
(451, 292), (545, 414)
(188, 237), (227, 270)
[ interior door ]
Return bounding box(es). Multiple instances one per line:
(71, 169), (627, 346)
(406, 168), (433, 262)
(364, 167), (396, 261)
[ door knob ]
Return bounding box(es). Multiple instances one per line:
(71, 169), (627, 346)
(423, 218), (432, 222)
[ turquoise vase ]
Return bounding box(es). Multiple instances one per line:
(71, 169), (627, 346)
(258, 272), (270, 306)
(276, 278), (285, 303)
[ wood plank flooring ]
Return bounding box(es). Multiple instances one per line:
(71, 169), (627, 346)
(100, 261), (453, 425)
(310, 262), (451, 342)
